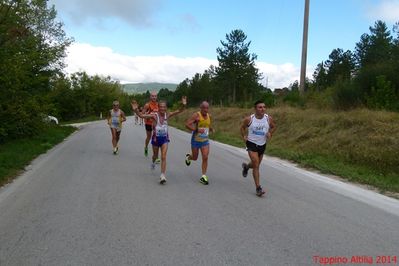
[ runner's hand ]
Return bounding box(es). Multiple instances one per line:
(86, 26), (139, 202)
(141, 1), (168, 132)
(131, 100), (138, 111)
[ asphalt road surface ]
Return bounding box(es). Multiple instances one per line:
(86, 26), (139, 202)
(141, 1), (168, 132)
(1, 118), (398, 266)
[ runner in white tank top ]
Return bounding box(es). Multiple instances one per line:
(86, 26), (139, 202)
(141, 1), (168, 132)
(247, 113), (270, 146)
(107, 100), (126, 155)
(240, 100), (276, 197)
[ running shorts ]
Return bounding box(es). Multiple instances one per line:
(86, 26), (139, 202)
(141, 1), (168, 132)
(152, 136), (169, 147)
(245, 140), (266, 156)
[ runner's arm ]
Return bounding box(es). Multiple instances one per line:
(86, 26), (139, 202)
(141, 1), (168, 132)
(168, 96), (187, 118)
(185, 112), (199, 132)
(121, 111), (127, 122)
(209, 114), (215, 133)
(106, 110), (111, 125)
(267, 115), (276, 140)
(141, 103), (150, 114)
(134, 110), (154, 120)
(168, 107), (185, 118)
(131, 101), (154, 120)
(240, 116), (250, 142)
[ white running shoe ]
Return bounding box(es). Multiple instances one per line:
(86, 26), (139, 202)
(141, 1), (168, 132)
(160, 173), (166, 184)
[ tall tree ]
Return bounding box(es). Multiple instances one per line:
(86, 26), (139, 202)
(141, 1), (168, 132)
(354, 20), (395, 100)
(215, 29), (261, 104)
(173, 79), (190, 105)
(0, 0), (72, 141)
(312, 61), (327, 91)
(324, 48), (355, 86)
(355, 20), (392, 67)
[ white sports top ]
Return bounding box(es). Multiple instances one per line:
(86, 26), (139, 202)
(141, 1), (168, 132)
(154, 113), (168, 137)
(110, 109), (121, 129)
(247, 114), (270, 146)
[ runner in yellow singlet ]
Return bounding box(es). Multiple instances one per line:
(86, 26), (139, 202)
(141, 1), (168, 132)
(185, 101), (214, 185)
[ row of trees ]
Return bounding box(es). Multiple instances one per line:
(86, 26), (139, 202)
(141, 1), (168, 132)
(147, 21), (399, 112)
(0, 0), (130, 143)
(49, 72), (130, 121)
(312, 20), (399, 110)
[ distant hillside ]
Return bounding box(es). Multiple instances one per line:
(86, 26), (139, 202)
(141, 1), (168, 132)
(122, 83), (178, 95)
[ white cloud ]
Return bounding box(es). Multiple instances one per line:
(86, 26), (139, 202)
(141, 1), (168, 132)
(368, 0), (399, 23)
(64, 43), (311, 89)
(257, 62), (313, 89)
(65, 43), (216, 84)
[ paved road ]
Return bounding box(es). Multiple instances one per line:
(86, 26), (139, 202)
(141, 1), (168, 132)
(1, 118), (398, 266)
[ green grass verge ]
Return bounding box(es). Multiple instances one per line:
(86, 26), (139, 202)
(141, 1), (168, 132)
(210, 133), (399, 193)
(0, 125), (76, 187)
(266, 146), (399, 193)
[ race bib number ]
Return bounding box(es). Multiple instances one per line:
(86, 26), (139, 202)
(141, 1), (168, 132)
(252, 129), (266, 136)
(198, 128), (209, 138)
(156, 126), (168, 137)
(251, 124), (266, 136)
(111, 117), (119, 126)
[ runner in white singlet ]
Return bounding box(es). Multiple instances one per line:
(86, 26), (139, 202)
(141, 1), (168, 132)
(240, 100), (276, 197)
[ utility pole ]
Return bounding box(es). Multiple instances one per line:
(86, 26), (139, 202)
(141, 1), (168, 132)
(300, 0), (310, 94)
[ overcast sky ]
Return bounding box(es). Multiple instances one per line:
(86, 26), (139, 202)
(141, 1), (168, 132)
(50, 0), (399, 88)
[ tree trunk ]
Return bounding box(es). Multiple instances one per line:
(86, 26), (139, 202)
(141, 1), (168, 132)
(232, 81), (236, 104)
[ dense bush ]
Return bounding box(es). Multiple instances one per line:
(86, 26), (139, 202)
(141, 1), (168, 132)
(365, 76), (398, 111)
(331, 81), (361, 110)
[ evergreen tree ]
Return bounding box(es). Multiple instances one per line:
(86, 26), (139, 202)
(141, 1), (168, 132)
(324, 48), (355, 86)
(354, 20), (396, 103)
(312, 61), (327, 91)
(215, 29), (261, 104)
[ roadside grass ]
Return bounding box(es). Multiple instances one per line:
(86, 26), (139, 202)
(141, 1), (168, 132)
(0, 125), (76, 187)
(169, 106), (399, 193)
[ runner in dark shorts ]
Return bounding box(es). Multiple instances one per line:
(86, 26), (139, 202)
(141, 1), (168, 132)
(240, 100), (276, 197)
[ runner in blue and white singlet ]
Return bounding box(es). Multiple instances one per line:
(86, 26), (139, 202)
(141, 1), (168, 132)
(240, 100), (276, 197)
(131, 97), (187, 184)
(152, 112), (169, 147)
(247, 113), (270, 146)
